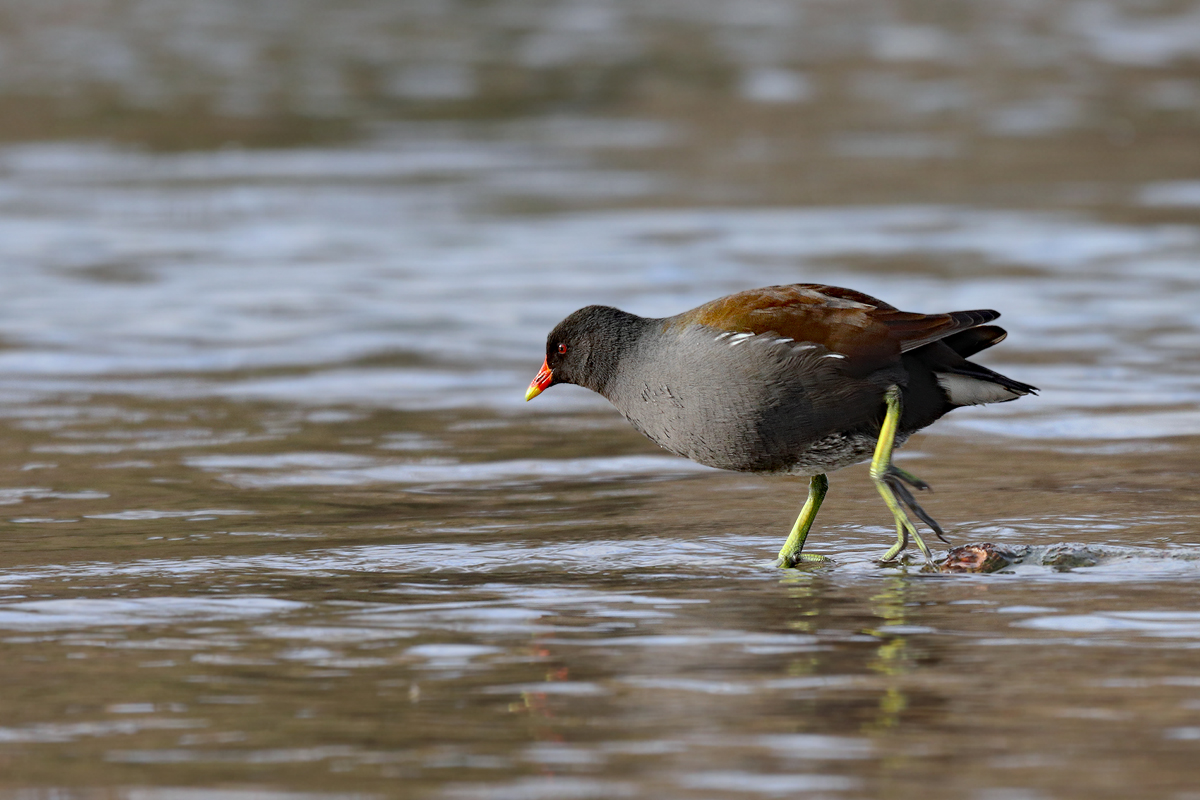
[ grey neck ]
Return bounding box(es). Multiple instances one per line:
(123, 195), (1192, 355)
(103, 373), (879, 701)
(584, 312), (659, 399)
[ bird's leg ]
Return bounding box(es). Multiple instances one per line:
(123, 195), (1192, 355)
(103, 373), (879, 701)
(870, 385), (940, 566)
(776, 473), (829, 568)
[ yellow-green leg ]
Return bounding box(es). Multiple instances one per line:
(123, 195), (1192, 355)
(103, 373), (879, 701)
(880, 520), (908, 563)
(871, 385), (938, 566)
(776, 474), (830, 568)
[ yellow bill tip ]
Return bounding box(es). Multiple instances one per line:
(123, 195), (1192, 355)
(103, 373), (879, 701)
(526, 359), (552, 401)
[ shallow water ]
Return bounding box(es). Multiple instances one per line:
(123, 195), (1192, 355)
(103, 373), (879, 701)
(3, 2), (1200, 797)
(0, 128), (1197, 800)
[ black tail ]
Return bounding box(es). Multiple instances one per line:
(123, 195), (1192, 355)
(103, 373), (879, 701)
(942, 325), (1009, 359)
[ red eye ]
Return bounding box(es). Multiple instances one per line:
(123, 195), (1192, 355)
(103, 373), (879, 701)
(557, 343), (568, 355)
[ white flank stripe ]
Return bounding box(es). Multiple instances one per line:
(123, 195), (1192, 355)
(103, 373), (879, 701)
(728, 332), (754, 347)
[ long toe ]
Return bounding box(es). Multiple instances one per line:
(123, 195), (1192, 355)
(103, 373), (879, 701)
(887, 464), (932, 492)
(883, 473), (949, 544)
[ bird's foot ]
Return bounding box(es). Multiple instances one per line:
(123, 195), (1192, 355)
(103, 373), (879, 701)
(873, 463), (942, 567)
(870, 386), (947, 568)
(886, 464), (931, 492)
(881, 466), (948, 544)
(776, 552), (831, 569)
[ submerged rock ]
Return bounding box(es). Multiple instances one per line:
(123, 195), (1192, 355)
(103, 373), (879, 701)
(935, 542), (1137, 573)
(937, 542), (1030, 573)
(1038, 543), (1103, 569)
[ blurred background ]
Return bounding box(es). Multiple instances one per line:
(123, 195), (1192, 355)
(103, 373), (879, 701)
(1, 2), (1200, 799)
(3, 0), (1200, 202)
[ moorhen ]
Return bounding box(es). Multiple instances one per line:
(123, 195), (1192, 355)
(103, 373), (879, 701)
(525, 284), (1036, 567)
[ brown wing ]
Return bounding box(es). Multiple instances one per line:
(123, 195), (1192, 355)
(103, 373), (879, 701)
(676, 283), (999, 374)
(885, 308), (1001, 353)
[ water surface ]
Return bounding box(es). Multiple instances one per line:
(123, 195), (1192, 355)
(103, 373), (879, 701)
(2, 3), (1200, 798)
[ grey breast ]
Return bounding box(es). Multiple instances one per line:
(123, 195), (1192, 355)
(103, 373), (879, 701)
(602, 326), (896, 473)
